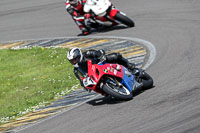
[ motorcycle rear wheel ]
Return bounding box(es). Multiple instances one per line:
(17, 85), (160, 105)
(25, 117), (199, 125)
(138, 71), (153, 90)
(103, 78), (133, 100)
(114, 12), (135, 27)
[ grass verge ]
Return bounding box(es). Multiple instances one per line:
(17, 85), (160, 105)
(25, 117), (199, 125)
(0, 47), (79, 124)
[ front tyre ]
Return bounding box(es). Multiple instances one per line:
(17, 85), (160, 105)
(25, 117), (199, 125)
(114, 12), (135, 27)
(102, 78), (133, 100)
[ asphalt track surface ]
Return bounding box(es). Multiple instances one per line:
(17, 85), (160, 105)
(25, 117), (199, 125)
(1, 0), (200, 133)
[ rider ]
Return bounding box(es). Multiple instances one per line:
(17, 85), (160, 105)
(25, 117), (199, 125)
(65, 0), (91, 35)
(67, 47), (137, 90)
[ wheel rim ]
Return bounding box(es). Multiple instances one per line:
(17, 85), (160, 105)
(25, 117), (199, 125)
(106, 83), (131, 95)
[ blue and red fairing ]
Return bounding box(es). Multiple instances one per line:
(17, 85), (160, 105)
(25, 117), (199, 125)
(86, 60), (135, 94)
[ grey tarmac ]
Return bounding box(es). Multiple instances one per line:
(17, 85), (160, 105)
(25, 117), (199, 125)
(0, 0), (200, 133)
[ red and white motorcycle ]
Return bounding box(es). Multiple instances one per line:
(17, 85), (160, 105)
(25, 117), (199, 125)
(83, 0), (134, 29)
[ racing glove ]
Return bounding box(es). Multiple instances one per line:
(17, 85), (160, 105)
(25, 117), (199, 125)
(98, 49), (106, 63)
(98, 49), (106, 55)
(98, 55), (107, 63)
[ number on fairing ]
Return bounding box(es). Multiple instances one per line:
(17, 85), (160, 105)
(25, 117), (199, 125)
(83, 77), (96, 87)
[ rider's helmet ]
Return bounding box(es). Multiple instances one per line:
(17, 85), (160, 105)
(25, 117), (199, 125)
(69, 0), (79, 6)
(67, 47), (83, 68)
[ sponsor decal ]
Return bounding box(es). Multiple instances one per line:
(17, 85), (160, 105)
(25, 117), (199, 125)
(111, 68), (114, 72)
(103, 69), (108, 73)
(114, 70), (117, 75)
(92, 66), (95, 71)
(125, 70), (131, 77)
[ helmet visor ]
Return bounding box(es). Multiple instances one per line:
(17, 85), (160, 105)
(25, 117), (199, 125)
(69, 0), (78, 5)
(69, 56), (80, 65)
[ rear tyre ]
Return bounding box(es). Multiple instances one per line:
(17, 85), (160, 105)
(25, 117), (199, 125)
(114, 12), (135, 27)
(138, 71), (153, 90)
(102, 78), (133, 100)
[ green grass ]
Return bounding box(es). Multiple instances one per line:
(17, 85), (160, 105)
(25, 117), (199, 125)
(0, 47), (79, 124)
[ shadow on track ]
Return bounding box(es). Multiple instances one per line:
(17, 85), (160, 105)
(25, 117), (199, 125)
(87, 86), (154, 106)
(77, 25), (130, 36)
(87, 96), (125, 106)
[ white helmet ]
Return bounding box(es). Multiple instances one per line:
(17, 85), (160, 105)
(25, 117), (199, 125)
(69, 0), (79, 5)
(67, 47), (83, 67)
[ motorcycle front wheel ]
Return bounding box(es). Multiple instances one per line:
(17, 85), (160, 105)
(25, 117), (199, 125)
(114, 12), (135, 27)
(102, 78), (133, 100)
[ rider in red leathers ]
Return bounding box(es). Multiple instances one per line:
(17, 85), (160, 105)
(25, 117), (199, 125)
(65, 0), (90, 35)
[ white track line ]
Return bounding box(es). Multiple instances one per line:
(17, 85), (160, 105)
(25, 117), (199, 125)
(15, 94), (100, 133)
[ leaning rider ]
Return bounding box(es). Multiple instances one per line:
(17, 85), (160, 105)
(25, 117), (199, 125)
(67, 47), (137, 91)
(65, 0), (91, 35)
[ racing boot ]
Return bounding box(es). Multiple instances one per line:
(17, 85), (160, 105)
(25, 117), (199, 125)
(81, 27), (91, 36)
(126, 62), (144, 90)
(135, 81), (143, 91)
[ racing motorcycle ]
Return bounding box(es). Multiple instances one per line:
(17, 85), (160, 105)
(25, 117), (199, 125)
(83, 0), (134, 29)
(83, 60), (153, 100)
